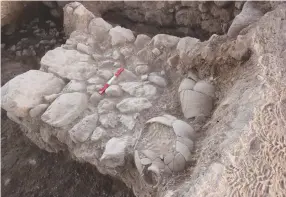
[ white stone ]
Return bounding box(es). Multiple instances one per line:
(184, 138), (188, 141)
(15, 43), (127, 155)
(87, 76), (105, 85)
(152, 48), (161, 56)
(180, 90), (213, 118)
(148, 75), (167, 87)
(29, 104), (49, 118)
(90, 92), (103, 105)
(97, 70), (113, 80)
(119, 82), (157, 98)
(141, 75), (148, 81)
(146, 116), (174, 127)
(91, 127), (107, 142)
(1, 70), (64, 117)
(69, 113), (98, 143)
(41, 48), (97, 80)
(88, 17), (112, 39)
(134, 34), (151, 49)
(135, 65), (150, 75)
(152, 34), (180, 48)
(178, 78), (196, 93)
(44, 94), (61, 103)
(105, 85), (123, 97)
(41, 93), (88, 127)
(98, 99), (115, 114)
(227, 2), (263, 38)
(172, 120), (195, 140)
(193, 80), (215, 98)
(113, 69), (137, 83)
(99, 112), (118, 128)
(62, 80), (86, 93)
(100, 136), (131, 168)
(177, 37), (199, 58)
(109, 26), (135, 46)
(77, 43), (91, 54)
(119, 114), (136, 130)
(116, 98), (152, 113)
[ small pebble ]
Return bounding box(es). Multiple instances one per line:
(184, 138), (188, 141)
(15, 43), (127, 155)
(49, 21), (56, 27)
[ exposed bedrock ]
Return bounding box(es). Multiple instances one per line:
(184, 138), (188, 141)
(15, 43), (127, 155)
(2, 2), (286, 197)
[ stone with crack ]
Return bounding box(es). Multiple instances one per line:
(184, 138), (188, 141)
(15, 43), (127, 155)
(109, 26), (135, 46)
(41, 92), (88, 127)
(116, 98), (152, 113)
(100, 136), (131, 168)
(69, 113), (99, 143)
(1, 70), (65, 117)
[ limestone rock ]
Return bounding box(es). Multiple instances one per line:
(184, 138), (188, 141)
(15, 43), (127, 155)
(98, 99), (115, 114)
(105, 85), (123, 97)
(97, 70), (113, 80)
(99, 112), (118, 128)
(64, 3), (94, 35)
(41, 48), (97, 80)
(152, 34), (180, 48)
(180, 90), (213, 118)
(62, 80), (86, 93)
(88, 17), (112, 39)
(69, 113), (98, 143)
(227, 1), (263, 38)
(177, 37), (199, 58)
(113, 69), (137, 83)
(87, 76), (105, 85)
(134, 34), (151, 49)
(178, 78), (196, 93)
(90, 92), (103, 105)
(116, 98), (152, 113)
(193, 80), (215, 98)
(148, 75), (167, 87)
(119, 114), (136, 130)
(41, 92), (88, 127)
(77, 43), (92, 54)
(29, 104), (49, 118)
(135, 65), (150, 75)
(91, 127), (107, 142)
(109, 26), (135, 46)
(100, 136), (131, 168)
(1, 70), (64, 117)
(119, 82), (157, 98)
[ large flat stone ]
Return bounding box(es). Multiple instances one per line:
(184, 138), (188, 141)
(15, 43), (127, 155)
(41, 47), (97, 80)
(116, 98), (152, 113)
(1, 70), (65, 117)
(41, 92), (88, 127)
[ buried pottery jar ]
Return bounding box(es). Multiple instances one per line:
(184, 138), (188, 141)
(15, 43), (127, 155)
(134, 114), (195, 188)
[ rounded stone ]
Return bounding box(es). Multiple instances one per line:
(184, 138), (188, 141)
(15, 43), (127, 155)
(98, 99), (115, 114)
(90, 92), (103, 105)
(116, 98), (152, 113)
(97, 70), (113, 80)
(105, 85), (123, 97)
(91, 127), (107, 142)
(135, 65), (150, 75)
(148, 75), (167, 87)
(141, 158), (152, 165)
(177, 137), (194, 152)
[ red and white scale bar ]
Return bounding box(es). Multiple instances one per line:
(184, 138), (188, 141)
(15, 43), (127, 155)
(99, 67), (124, 95)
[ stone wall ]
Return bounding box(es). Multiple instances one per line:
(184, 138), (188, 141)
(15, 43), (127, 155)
(2, 2), (286, 197)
